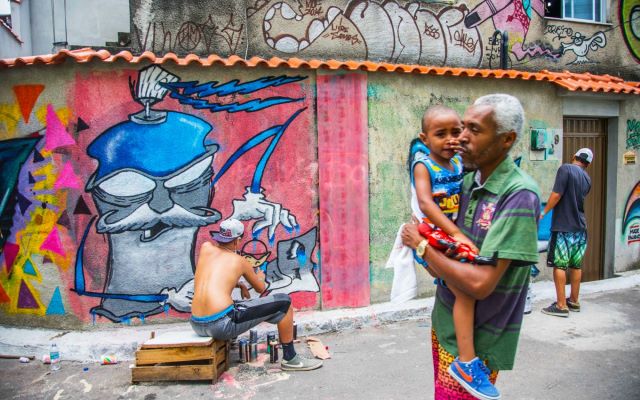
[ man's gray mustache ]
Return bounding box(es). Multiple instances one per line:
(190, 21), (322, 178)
(96, 203), (221, 234)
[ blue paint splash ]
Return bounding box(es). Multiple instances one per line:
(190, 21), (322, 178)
(296, 248), (307, 266)
(213, 108), (306, 193)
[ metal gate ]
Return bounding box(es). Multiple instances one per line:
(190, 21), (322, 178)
(562, 118), (606, 281)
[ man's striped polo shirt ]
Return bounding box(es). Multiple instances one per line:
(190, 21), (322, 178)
(432, 155), (541, 371)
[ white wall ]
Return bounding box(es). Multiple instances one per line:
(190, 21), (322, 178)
(3, 0), (130, 58)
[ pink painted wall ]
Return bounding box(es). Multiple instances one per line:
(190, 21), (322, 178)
(317, 72), (370, 308)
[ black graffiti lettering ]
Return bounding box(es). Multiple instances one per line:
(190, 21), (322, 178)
(453, 29), (477, 54)
(323, 18), (361, 45)
(299, 0), (323, 17)
(424, 23), (440, 39)
(136, 14), (244, 55)
(545, 24), (573, 42)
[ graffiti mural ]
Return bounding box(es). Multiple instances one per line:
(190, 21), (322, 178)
(254, 0), (483, 67)
(0, 86), (76, 317)
(622, 181), (640, 245)
(627, 119), (640, 150)
(1, 66), (320, 325)
(620, 0), (640, 63)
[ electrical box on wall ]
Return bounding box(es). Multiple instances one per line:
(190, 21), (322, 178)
(530, 128), (547, 150)
(530, 128), (561, 161)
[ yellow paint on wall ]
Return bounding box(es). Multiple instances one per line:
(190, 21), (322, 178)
(35, 105), (71, 127)
(0, 103), (21, 138)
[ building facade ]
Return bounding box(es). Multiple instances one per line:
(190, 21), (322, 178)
(0, 0), (638, 329)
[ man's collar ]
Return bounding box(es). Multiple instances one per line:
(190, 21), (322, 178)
(470, 155), (516, 194)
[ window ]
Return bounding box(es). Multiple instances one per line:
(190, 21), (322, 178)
(545, 0), (607, 23)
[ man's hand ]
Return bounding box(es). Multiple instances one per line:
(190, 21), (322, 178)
(401, 223), (424, 250)
(451, 232), (479, 253)
(237, 282), (251, 299)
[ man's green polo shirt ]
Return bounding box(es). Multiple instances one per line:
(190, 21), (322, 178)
(432, 156), (541, 370)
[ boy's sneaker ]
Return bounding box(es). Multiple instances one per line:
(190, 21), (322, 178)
(566, 298), (581, 312)
(281, 354), (323, 371)
(448, 357), (501, 400)
(541, 302), (569, 317)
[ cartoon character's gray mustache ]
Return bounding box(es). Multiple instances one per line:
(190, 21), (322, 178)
(96, 203), (221, 234)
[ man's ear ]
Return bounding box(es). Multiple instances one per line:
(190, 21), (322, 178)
(502, 131), (517, 149)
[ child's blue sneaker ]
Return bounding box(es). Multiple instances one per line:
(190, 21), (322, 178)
(447, 357), (501, 400)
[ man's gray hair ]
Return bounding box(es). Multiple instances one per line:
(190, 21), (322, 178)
(473, 94), (525, 138)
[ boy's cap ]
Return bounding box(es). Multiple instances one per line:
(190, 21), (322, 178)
(575, 148), (594, 164)
(210, 219), (244, 243)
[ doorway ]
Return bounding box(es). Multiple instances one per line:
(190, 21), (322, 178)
(562, 118), (606, 281)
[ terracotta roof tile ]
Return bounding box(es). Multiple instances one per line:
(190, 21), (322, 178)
(0, 48), (638, 95)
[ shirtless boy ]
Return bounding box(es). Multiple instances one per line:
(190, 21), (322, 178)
(190, 218), (322, 371)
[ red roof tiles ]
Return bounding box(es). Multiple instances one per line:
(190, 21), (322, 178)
(0, 48), (638, 95)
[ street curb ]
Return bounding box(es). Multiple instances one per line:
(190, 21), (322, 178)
(1, 271), (638, 362)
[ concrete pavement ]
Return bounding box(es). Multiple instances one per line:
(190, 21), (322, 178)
(0, 272), (639, 399)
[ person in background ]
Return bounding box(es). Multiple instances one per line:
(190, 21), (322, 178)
(541, 148), (593, 317)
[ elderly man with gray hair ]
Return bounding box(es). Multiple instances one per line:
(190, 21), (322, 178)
(402, 94), (540, 399)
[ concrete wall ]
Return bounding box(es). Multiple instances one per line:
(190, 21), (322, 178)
(1, 60), (638, 328)
(367, 72), (564, 301)
(128, 0), (640, 80)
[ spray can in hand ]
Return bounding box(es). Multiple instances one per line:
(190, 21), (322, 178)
(50, 343), (61, 371)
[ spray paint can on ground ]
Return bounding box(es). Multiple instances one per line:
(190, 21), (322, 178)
(249, 343), (258, 362)
(293, 322), (298, 340)
(249, 329), (258, 344)
(238, 339), (249, 363)
(269, 341), (279, 363)
(267, 332), (276, 354)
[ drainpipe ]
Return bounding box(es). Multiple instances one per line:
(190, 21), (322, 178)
(51, 0), (68, 52)
(491, 30), (509, 70)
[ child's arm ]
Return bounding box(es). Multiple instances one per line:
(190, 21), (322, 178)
(414, 163), (478, 252)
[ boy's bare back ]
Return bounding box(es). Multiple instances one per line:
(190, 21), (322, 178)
(191, 242), (265, 317)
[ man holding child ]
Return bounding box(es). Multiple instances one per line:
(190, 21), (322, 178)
(403, 94), (540, 400)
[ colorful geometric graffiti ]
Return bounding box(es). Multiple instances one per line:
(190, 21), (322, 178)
(0, 87), (75, 317)
(622, 181), (640, 245)
(620, 0), (640, 62)
(1, 67), (320, 324)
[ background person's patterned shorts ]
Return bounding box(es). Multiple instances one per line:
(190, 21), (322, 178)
(547, 231), (587, 270)
(431, 329), (498, 400)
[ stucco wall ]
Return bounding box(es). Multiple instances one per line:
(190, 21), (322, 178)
(367, 72), (563, 302)
(128, 0), (640, 80)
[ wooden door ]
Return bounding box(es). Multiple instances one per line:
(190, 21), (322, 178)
(562, 118), (606, 281)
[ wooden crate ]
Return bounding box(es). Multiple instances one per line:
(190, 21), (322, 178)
(131, 331), (229, 384)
